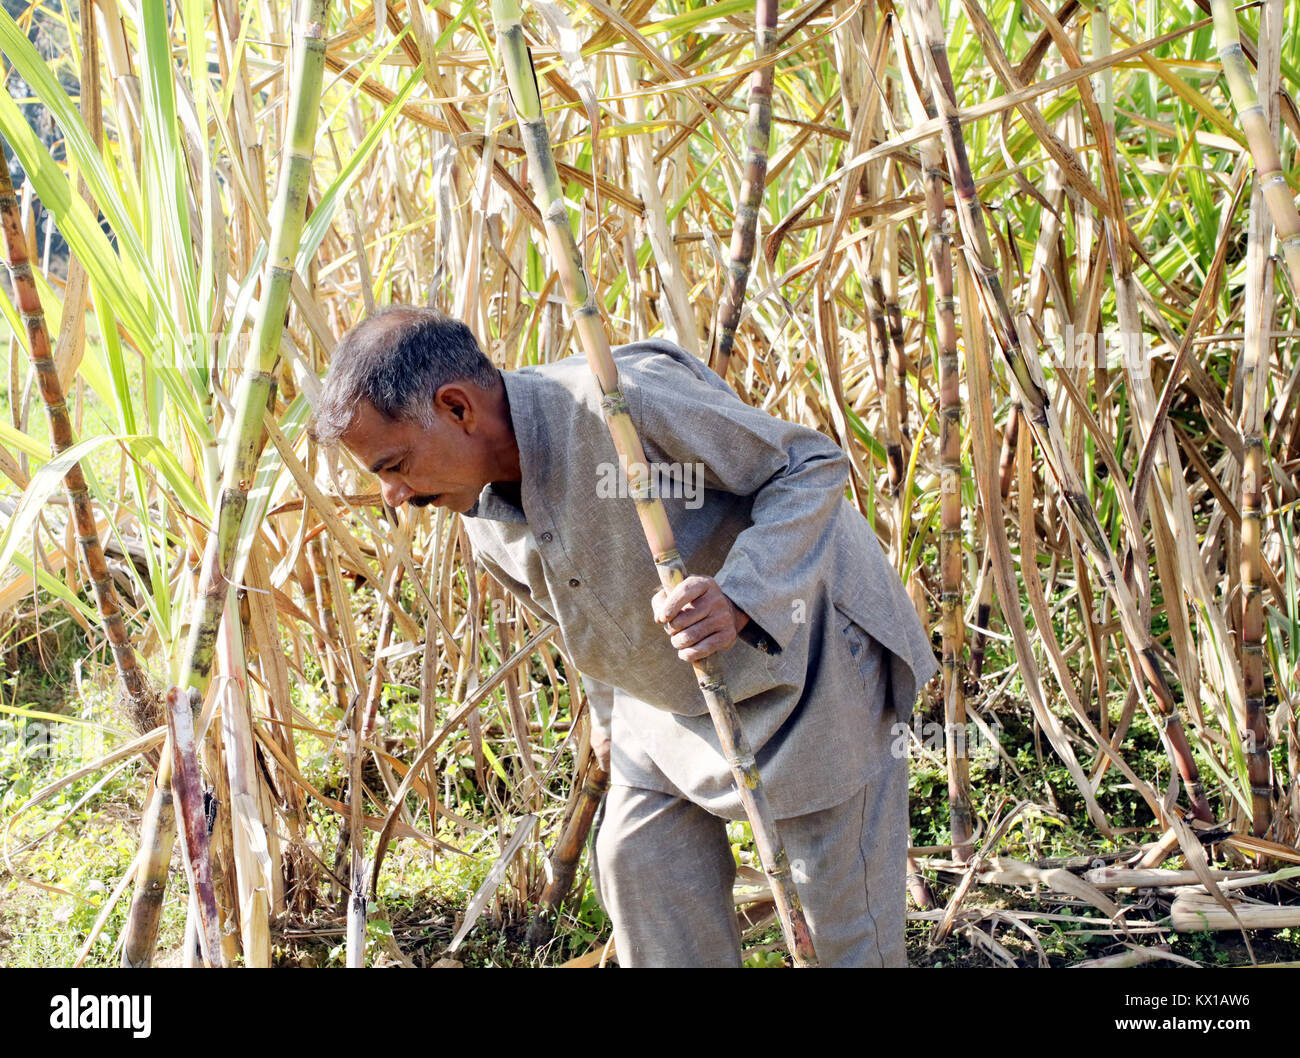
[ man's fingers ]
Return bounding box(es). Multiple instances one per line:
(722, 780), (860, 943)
(676, 628), (733, 662)
(665, 598), (714, 632)
(669, 611), (733, 651)
(662, 576), (711, 621)
(651, 588), (668, 623)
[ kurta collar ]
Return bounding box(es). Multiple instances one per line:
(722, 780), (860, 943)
(465, 366), (548, 525)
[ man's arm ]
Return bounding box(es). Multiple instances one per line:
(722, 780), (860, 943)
(623, 343), (851, 655)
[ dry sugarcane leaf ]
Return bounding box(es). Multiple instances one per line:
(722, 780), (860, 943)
(961, 260), (1112, 832)
(368, 621), (558, 890)
(979, 856), (1120, 919)
(1073, 945), (1202, 968)
(250, 721), (447, 848)
(262, 411), (421, 644)
(448, 813), (538, 952)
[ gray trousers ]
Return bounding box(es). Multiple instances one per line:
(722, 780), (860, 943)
(589, 743), (909, 968)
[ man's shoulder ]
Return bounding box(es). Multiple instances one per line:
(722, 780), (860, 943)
(510, 338), (727, 395)
(611, 338), (732, 393)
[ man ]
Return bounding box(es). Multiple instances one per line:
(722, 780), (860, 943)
(309, 306), (939, 967)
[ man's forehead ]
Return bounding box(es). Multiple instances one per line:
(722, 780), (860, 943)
(339, 401), (403, 460)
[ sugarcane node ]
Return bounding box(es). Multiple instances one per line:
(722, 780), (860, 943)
(595, 392), (629, 421)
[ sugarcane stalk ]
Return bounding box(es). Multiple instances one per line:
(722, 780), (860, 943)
(0, 145), (161, 749)
(165, 686), (224, 967)
(1211, 0), (1300, 297)
(1236, 0), (1283, 836)
(120, 0), (332, 967)
(971, 407), (1019, 678)
(709, 0), (778, 381)
(1241, 238), (1275, 836)
(493, 0), (817, 965)
(525, 756), (609, 950)
(900, 62), (972, 861)
(345, 688), (366, 967)
(1017, 0), (1260, 830)
(907, 0), (1213, 822)
(868, 273), (906, 494)
(882, 216), (911, 447)
(215, 583), (272, 966)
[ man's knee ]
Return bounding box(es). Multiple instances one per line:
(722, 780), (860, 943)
(589, 785), (742, 967)
(779, 762), (909, 967)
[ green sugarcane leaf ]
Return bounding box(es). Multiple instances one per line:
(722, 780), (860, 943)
(118, 435), (211, 521)
(434, 0), (476, 51)
(1192, 725), (1254, 820)
(4, 551), (99, 624)
(140, 0), (201, 339)
(0, 9), (161, 328)
(320, 25), (409, 136)
(0, 420), (44, 461)
(297, 67), (422, 273)
(0, 93), (153, 344)
(0, 703), (126, 734)
(0, 435), (116, 577)
(644, 0), (753, 41)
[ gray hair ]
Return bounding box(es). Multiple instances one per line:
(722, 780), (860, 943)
(308, 306), (499, 447)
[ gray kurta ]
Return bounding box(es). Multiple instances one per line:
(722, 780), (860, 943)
(461, 338), (939, 819)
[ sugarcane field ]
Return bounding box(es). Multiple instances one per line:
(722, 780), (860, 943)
(2, 0), (1300, 992)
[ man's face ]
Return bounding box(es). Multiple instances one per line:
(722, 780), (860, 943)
(338, 389), (490, 514)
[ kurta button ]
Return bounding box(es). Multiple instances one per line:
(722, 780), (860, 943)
(568, 577), (580, 587)
(540, 532), (553, 542)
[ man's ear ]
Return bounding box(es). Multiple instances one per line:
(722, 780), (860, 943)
(436, 384), (483, 431)
(436, 384), (474, 425)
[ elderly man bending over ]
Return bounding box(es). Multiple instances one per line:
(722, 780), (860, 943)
(309, 306), (938, 967)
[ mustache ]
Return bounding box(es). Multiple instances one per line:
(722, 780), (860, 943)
(409, 494), (440, 508)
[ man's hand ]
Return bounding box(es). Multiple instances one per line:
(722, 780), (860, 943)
(589, 720), (611, 773)
(651, 575), (751, 663)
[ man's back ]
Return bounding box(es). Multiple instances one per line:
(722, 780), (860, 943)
(462, 338), (938, 818)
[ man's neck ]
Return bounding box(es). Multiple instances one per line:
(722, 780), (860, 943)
(486, 369), (523, 484)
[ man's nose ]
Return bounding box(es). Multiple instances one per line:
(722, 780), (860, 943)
(381, 478), (412, 507)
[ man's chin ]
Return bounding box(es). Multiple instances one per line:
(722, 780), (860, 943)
(411, 493), (474, 513)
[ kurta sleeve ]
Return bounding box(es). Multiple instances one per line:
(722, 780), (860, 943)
(622, 344), (850, 653)
(579, 672), (615, 734)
